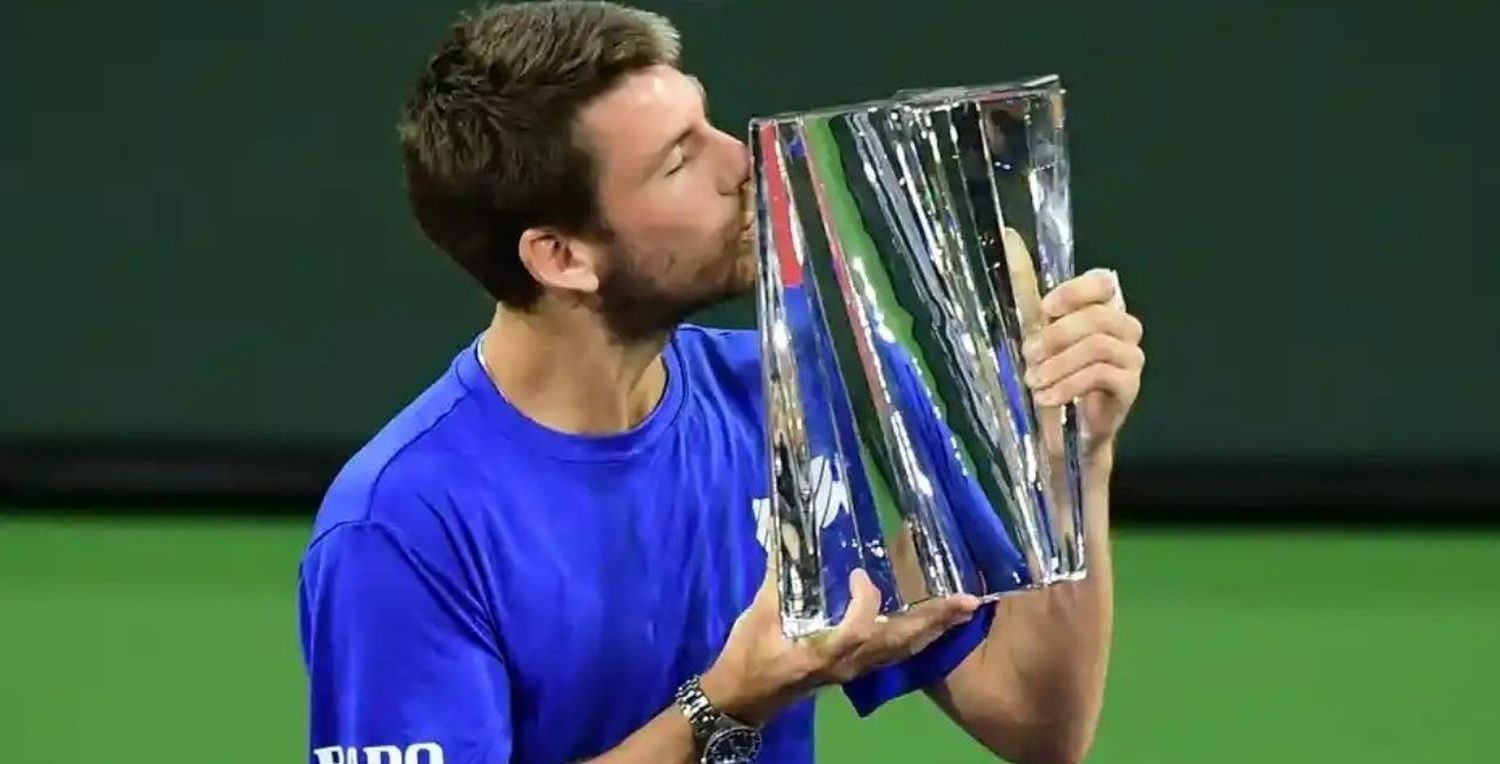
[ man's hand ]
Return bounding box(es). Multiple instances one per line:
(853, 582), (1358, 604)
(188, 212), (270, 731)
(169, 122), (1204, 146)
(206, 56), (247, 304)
(700, 562), (980, 725)
(1021, 268), (1145, 457)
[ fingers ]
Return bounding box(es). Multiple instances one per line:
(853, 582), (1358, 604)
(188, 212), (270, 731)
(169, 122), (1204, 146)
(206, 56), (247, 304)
(1024, 333), (1145, 391)
(815, 569), (883, 663)
(1022, 304), (1142, 366)
(1041, 268), (1121, 317)
(874, 594), (982, 659)
(750, 550), (778, 609)
(1021, 269), (1144, 408)
(1034, 363), (1140, 407)
(903, 594), (981, 632)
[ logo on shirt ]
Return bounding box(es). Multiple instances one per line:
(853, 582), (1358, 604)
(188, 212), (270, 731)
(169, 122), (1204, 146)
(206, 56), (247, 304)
(751, 454), (850, 555)
(312, 742), (444, 764)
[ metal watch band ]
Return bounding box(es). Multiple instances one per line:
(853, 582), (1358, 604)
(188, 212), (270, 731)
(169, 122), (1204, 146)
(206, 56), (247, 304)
(673, 675), (720, 746)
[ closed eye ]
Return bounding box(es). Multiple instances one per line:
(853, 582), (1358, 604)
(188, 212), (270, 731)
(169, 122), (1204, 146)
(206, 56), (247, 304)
(664, 141), (698, 176)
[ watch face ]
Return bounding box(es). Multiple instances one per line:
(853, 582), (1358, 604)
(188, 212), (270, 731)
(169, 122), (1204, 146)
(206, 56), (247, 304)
(704, 726), (761, 764)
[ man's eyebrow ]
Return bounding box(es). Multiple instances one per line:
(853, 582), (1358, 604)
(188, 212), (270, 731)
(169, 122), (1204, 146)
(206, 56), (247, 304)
(648, 126), (695, 178)
(688, 74), (708, 113)
(644, 76), (709, 178)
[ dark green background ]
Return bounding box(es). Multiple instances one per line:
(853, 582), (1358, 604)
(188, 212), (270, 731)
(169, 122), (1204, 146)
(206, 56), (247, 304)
(3, 0), (1493, 461)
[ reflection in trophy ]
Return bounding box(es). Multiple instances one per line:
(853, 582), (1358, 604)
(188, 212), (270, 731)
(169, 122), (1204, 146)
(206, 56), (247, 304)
(751, 75), (1087, 639)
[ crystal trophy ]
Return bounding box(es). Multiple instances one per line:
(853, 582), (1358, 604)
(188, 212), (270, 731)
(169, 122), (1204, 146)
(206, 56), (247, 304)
(752, 74), (1086, 638)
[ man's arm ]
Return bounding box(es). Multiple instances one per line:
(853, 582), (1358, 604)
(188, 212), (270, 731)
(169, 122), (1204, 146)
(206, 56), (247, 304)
(927, 451), (1115, 764)
(583, 708), (699, 763)
(301, 520), (516, 764)
(928, 269), (1142, 764)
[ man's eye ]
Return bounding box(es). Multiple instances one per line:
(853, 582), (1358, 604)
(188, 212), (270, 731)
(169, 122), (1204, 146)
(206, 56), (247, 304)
(667, 140), (706, 175)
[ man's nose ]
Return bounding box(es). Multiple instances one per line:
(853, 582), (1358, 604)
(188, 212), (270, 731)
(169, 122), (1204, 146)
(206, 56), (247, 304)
(735, 139), (751, 184)
(714, 129), (751, 193)
(724, 139), (751, 193)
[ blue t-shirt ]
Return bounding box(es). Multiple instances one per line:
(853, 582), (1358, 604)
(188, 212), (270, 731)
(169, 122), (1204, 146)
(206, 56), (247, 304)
(298, 325), (992, 764)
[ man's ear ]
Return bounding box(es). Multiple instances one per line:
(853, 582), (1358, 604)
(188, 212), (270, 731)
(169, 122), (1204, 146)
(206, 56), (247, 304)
(518, 227), (604, 295)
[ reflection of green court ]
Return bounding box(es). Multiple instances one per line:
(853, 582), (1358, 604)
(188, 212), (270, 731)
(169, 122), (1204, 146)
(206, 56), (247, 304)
(0, 517), (1494, 763)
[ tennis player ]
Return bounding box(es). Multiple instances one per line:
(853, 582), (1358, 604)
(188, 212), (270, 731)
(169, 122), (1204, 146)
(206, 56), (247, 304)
(297, 3), (1144, 763)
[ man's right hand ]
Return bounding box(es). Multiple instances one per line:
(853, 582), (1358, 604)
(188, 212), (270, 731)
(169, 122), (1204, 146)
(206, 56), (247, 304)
(699, 560), (982, 725)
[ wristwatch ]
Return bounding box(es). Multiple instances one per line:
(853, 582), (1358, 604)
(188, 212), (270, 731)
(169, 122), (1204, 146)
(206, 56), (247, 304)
(673, 675), (762, 764)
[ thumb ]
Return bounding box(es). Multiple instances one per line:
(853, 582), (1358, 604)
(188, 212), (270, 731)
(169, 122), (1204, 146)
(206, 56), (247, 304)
(1003, 227), (1047, 337)
(751, 546), (780, 614)
(810, 568), (882, 660)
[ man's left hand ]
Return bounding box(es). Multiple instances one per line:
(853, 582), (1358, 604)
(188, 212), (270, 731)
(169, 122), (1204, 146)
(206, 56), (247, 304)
(1020, 268), (1145, 459)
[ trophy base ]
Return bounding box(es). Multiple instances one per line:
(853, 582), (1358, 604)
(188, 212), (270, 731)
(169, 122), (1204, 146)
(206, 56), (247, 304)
(930, 566), (1093, 606)
(783, 614), (833, 641)
(781, 569), (1090, 641)
(1014, 567), (1091, 590)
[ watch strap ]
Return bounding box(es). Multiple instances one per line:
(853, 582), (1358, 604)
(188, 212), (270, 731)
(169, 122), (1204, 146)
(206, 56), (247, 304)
(673, 675), (721, 746)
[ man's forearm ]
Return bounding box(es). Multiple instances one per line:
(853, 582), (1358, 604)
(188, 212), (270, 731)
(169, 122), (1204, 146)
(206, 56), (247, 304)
(992, 448), (1114, 759)
(933, 448), (1116, 764)
(583, 706), (698, 764)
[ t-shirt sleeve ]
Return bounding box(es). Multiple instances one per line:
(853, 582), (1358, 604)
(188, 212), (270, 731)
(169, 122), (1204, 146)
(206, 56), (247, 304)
(299, 520), (512, 763)
(839, 603), (995, 717)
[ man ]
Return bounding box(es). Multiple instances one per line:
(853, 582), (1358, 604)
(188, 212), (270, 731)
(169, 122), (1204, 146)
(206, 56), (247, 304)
(297, 2), (1145, 763)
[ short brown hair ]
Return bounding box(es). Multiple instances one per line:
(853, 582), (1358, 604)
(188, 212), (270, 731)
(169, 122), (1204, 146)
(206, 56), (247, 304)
(397, 1), (681, 307)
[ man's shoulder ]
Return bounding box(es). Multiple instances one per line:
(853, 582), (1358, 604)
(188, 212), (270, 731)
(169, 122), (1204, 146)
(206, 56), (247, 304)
(309, 349), (494, 547)
(304, 430), (500, 600)
(672, 323), (761, 397)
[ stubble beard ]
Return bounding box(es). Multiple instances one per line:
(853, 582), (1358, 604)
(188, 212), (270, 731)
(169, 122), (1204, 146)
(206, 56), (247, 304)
(597, 220), (756, 344)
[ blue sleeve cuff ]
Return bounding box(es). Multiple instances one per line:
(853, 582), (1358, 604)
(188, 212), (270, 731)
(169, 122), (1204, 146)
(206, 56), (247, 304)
(840, 601), (995, 717)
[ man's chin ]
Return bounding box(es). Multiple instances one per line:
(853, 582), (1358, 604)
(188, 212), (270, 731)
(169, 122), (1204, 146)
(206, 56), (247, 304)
(729, 231), (758, 289)
(728, 250), (757, 296)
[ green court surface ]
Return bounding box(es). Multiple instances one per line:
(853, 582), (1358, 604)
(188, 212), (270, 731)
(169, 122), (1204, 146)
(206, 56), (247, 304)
(0, 517), (1495, 763)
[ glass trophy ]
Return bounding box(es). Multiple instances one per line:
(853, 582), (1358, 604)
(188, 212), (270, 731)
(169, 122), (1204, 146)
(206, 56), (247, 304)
(752, 74), (1086, 639)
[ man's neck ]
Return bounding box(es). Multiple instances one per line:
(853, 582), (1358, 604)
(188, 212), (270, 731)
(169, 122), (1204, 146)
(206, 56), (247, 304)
(478, 305), (670, 435)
